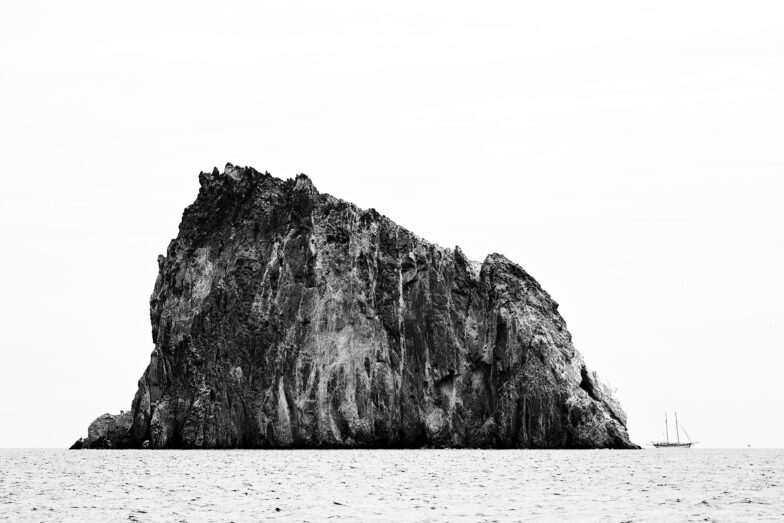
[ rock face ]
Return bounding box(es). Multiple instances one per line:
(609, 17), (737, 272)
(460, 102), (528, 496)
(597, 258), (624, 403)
(72, 412), (133, 449)
(76, 164), (637, 449)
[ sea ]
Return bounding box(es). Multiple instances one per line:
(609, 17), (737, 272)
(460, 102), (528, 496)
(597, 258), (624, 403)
(1, 448), (782, 521)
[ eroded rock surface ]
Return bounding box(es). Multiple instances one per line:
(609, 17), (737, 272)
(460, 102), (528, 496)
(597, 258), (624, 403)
(75, 164), (637, 449)
(72, 412), (133, 449)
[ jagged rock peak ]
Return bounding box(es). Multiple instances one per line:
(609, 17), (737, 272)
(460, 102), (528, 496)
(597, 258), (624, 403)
(73, 165), (637, 450)
(197, 163), (272, 189)
(293, 173), (318, 195)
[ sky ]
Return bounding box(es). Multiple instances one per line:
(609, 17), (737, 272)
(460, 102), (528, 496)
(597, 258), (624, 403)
(0, 1), (782, 448)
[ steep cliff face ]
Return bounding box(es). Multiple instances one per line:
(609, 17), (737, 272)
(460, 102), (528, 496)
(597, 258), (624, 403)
(76, 164), (636, 449)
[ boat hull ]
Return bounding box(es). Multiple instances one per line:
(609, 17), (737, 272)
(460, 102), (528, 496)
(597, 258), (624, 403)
(651, 442), (694, 448)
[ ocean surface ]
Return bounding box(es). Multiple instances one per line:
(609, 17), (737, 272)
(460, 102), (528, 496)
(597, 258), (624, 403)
(1, 448), (782, 521)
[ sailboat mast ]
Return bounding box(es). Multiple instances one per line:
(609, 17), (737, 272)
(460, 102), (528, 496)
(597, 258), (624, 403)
(665, 411), (669, 443)
(675, 412), (680, 444)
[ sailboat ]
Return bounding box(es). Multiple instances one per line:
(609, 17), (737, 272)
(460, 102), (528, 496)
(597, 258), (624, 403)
(652, 412), (695, 448)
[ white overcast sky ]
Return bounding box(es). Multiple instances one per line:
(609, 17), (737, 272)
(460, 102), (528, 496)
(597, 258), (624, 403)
(1, 1), (782, 448)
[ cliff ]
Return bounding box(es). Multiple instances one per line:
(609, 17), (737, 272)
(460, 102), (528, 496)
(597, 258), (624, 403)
(74, 164), (637, 449)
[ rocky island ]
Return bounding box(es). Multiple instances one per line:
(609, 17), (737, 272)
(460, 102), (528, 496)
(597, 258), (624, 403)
(72, 164), (637, 449)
